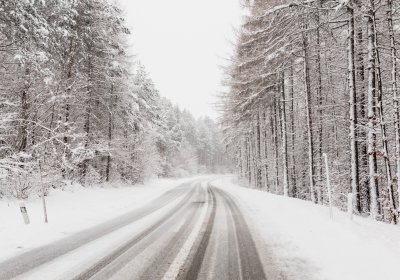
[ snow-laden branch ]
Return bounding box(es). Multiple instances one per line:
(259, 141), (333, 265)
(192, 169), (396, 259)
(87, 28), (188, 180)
(257, 0), (342, 19)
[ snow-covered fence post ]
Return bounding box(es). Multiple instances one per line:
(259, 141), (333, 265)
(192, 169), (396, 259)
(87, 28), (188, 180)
(38, 160), (48, 223)
(19, 201), (30, 225)
(348, 193), (353, 221)
(323, 153), (333, 219)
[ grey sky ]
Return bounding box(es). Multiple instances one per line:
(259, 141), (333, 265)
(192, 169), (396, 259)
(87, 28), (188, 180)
(117, 0), (243, 119)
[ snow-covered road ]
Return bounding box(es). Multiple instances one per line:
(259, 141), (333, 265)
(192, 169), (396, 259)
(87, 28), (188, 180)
(2, 176), (399, 280)
(0, 177), (277, 280)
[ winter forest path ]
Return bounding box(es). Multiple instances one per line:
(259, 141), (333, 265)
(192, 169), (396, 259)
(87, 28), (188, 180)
(0, 178), (283, 280)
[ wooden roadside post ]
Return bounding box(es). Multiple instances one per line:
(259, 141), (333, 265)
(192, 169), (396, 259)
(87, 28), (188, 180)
(19, 201), (30, 224)
(38, 160), (48, 223)
(348, 193), (353, 221)
(323, 153), (333, 219)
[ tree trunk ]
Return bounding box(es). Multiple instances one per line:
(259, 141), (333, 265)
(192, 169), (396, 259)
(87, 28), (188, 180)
(273, 96), (280, 193)
(18, 64), (30, 153)
(82, 54), (93, 183)
(256, 114), (262, 189)
(281, 73), (289, 196)
(316, 2), (323, 204)
(372, 8), (397, 223)
(303, 25), (316, 203)
(290, 64), (297, 197)
(387, 0), (400, 217)
(367, 2), (379, 219)
(356, 1), (370, 214)
(264, 111), (270, 191)
(348, 5), (361, 213)
(259, 109), (268, 190)
(106, 83), (114, 182)
(62, 37), (76, 179)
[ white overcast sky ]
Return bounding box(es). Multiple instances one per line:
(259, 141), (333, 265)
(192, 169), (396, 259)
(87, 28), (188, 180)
(117, 0), (243, 119)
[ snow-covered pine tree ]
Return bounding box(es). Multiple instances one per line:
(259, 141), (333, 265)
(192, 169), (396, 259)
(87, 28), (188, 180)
(220, 0), (400, 224)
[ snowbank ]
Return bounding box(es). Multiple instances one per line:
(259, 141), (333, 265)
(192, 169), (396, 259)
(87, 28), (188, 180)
(0, 177), (200, 262)
(212, 176), (400, 280)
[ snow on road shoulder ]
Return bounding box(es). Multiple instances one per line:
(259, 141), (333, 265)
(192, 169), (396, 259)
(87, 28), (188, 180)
(0, 176), (201, 262)
(212, 176), (400, 280)
(14, 182), (194, 280)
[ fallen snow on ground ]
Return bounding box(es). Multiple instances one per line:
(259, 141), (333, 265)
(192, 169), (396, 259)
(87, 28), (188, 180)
(0, 177), (201, 262)
(212, 176), (400, 280)
(14, 184), (191, 280)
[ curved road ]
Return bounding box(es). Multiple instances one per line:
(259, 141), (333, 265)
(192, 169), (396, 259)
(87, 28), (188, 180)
(0, 179), (277, 280)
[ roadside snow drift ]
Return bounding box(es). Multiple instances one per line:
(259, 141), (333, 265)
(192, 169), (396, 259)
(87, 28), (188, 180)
(0, 177), (198, 262)
(212, 176), (400, 280)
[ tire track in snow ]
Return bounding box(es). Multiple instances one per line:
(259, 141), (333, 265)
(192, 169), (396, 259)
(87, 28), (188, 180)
(91, 185), (206, 280)
(176, 186), (217, 280)
(214, 187), (266, 280)
(137, 187), (207, 280)
(72, 186), (198, 280)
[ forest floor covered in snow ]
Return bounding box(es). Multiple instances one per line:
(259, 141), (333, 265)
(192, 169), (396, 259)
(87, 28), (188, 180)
(212, 177), (400, 280)
(0, 177), (203, 262)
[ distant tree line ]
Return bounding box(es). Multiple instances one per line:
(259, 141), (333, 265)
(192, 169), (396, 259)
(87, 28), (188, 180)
(221, 0), (400, 223)
(0, 0), (229, 199)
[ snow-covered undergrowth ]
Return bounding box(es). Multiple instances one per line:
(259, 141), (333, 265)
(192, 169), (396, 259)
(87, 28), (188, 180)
(0, 177), (199, 262)
(212, 176), (400, 280)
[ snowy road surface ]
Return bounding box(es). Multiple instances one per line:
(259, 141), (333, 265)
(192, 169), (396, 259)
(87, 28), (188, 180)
(0, 178), (278, 280)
